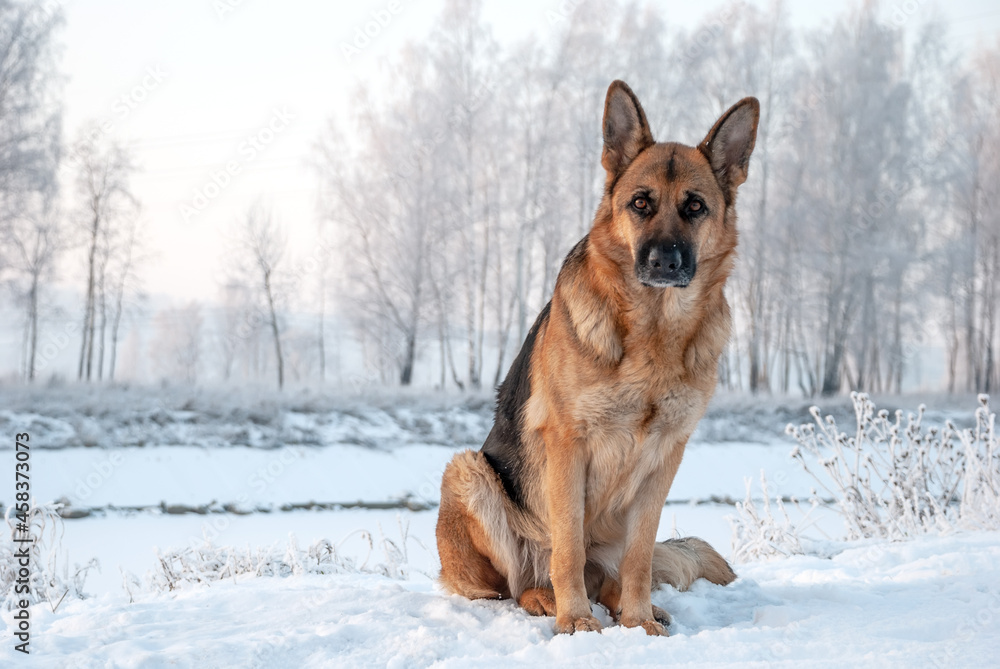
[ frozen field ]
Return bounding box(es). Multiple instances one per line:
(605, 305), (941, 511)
(5, 531), (1000, 668)
(0, 385), (996, 667)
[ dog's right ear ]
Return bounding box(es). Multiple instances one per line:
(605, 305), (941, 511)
(601, 80), (654, 178)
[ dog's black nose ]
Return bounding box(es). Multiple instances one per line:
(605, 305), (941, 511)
(637, 240), (695, 287)
(648, 246), (682, 272)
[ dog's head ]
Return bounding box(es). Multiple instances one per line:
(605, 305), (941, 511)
(600, 80), (759, 288)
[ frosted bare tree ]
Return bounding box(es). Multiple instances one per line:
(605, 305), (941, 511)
(777, 5), (925, 396)
(105, 210), (146, 381)
(0, 0), (62, 221)
(310, 131), (350, 385)
(151, 302), (202, 384)
(313, 218), (332, 384)
(0, 0), (63, 382)
(503, 40), (557, 350)
(550, 0), (618, 246)
(428, 0), (503, 390)
(72, 130), (137, 382)
(216, 281), (245, 381)
(947, 42), (1000, 393)
(233, 203), (288, 390)
(215, 279), (272, 383)
(3, 193), (63, 380)
(316, 57), (440, 386)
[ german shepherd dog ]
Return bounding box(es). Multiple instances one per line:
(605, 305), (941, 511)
(436, 80), (758, 636)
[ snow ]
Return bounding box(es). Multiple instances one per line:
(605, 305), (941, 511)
(33, 444), (457, 510)
(26, 440), (811, 513)
(1, 387), (996, 666)
(4, 532), (998, 667)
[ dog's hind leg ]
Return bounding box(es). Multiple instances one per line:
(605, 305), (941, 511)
(597, 576), (621, 621)
(436, 490), (509, 600)
(436, 457), (510, 601)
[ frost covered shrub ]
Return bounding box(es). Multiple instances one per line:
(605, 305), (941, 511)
(787, 393), (999, 540)
(0, 502), (97, 610)
(728, 473), (813, 562)
(730, 394), (999, 559)
(149, 521), (419, 592)
(956, 396), (1000, 530)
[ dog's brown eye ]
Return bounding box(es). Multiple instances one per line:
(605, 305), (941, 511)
(632, 197), (648, 210)
(685, 199), (706, 217)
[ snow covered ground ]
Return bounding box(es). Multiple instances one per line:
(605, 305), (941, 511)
(5, 532), (999, 667)
(0, 386), (996, 667)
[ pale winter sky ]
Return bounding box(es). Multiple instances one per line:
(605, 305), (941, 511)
(54, 0), (1000, 306)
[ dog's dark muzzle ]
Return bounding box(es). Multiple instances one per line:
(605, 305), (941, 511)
(636, 240), (696, 288)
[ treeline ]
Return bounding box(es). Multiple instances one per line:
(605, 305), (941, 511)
(316, 0), (1000, 395)
(2, 0), (999, 395)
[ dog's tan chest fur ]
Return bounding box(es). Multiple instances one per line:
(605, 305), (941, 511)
(570, 349), (716, 547)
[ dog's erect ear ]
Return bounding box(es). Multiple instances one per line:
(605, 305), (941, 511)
(699, 97), (760, 200)
(602, 80), (654, 178)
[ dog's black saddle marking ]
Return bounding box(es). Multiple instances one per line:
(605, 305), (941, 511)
(481, 301), (551, 508)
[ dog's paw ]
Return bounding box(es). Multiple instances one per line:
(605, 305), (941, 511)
(518, 587), (557, 617)
(640, 619), (668, 636)
(555, 614), (603, 634)
(621, 615), (669, 637)
(651, 604), (672, 626)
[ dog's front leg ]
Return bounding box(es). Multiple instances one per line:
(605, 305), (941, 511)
(545, 431), (601, 634)
(618, 479), (671, 636)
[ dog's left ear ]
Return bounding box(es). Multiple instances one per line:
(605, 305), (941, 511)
(699, 97), (760, 200)
(602, 80), (654, 178)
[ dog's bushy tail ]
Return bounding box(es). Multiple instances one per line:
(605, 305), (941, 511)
(652, 537), (736, 590)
